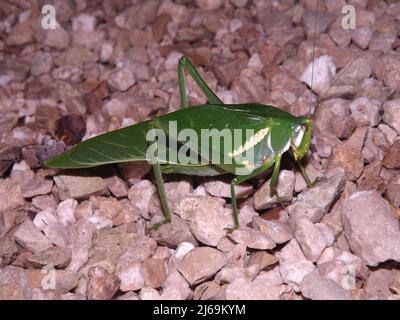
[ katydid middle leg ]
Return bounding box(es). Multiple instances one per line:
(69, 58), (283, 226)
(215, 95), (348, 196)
(226, 158), (275, 233)
(178, 56), (223, 109)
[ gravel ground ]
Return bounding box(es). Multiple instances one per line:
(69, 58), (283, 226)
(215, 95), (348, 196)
(0, 0), (400, 300)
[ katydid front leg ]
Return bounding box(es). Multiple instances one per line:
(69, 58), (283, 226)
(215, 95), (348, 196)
(269, 154), (286, 206)
(296, 158), (319, 188)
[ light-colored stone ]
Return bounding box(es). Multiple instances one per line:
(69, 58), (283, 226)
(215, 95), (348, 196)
(204, 180), (253, 199)
(287, 173), (346, 223)
(300, 55), (336, 96)
(383, 99), (400, 134)
(300, 273), (352, 300)
(294, 218), (330, 262)
(226, 277), (281, 300)
(116, 257), (144, 292)
(252, 217), (292, 244)
(107, 67), (136, 92)
(162, 270), (191, 300)
(278, 239), (315, 289)
(228, 227), (276, 250)
(56, 199), (77, 226)
(341, 191), (400, 266)
(178, 247), (226, 286)
(184, 196), (233, 246)
(67, 218), (96, 272)
(0, 266), (31, 300)
(128, 180), (156, 220)
(54, 175), (108, 200)
(254, 170), (295, 210)
(14, 219), (53, 253)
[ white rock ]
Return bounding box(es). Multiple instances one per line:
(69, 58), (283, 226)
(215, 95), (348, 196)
(349, 97), (381, 127)
(107, 67), (136, 92)
(56, 199), (78, 226)
(300, 55), (336, 96)
(116, 257), (144, 292)
(72, 14), (96, 32)
(278, 240), (315, 290)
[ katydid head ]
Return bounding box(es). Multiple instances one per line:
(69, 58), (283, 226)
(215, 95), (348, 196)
(291, 117), (312, 161)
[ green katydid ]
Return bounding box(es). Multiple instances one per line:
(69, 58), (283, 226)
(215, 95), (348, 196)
(45, 56), (314, 232)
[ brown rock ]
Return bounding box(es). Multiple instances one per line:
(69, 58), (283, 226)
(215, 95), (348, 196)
(302, 10), (336, 39)
(214, 57), (248, 87)
(149, 214), (198, 248)
(104, 175), (128, 198)
(383, 140), (400, 169)
(26, 269), (79, 294)
(330, 115), (357, 139)
(0, 178), (25, 212)
(0, 234), (18, 267)
(0, 266), (31, 300)
(87, 266), (120, 300)
(178, 247), (226, 286)
(6, 21), (33, 46)
(364, 269), (400, 300)
(247, 251), (279, 271)
(385, 174), (400, 208)
(27, 246), (71, 269)
(253, 170), (295, 210)
(341, 191), (400, 266)
(55, 114), (86, 146)
(328, 127), (368, 181)
(252, 217), (292, 244)
(14, 219), (53, 253)
(228, 227), (276, 250)
(54, 173), (108, 200)
(357, 160), (385, 193)
(193, 281), (221, 300)
(300, 273), (351, 300)
(142, 258), (167, 289)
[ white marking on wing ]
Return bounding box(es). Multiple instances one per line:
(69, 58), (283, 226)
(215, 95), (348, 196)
(228, 127), (270, 157)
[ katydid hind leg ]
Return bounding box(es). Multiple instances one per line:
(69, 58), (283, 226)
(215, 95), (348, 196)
(147, 161), (172, 231)
(226, 159), (275, 233)
(178, 56), (223, 107)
